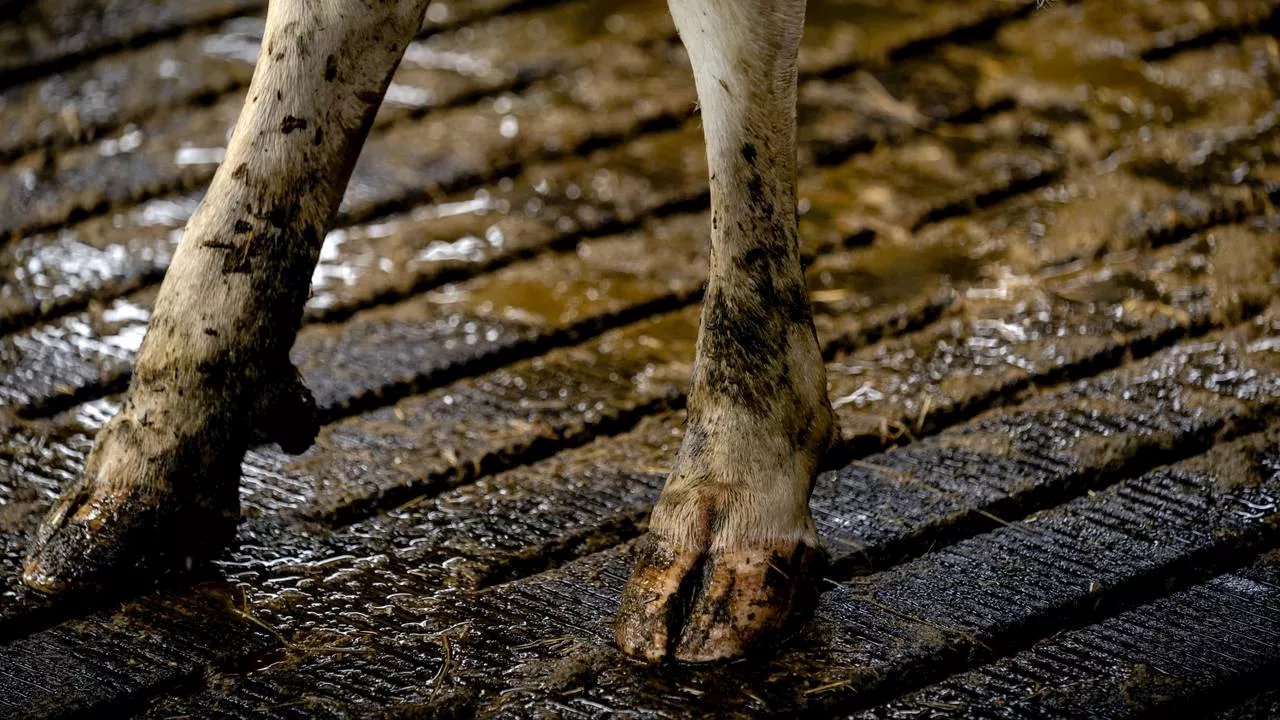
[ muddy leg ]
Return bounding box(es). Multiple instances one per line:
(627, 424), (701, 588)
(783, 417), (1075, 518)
(615, 0), (834, 662)
(23, 0), (433, 594)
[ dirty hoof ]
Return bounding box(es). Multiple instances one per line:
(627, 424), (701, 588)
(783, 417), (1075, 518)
(22, 480), (235, 595)
(22, 414), (239, 595)
(615, 534), (821, 663)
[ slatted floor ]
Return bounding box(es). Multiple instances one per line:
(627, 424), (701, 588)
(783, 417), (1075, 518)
(1, 0), (1280, 717)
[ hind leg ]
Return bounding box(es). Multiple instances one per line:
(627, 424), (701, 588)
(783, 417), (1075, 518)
(23, 0), (433, 593)
(615, 0), (834, 662)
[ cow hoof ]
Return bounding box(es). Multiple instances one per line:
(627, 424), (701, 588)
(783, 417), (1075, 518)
(22, 412), (239, 595)
(615, 533), (821, 662)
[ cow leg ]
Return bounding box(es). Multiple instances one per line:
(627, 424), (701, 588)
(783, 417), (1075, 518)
(23, 0), (433, 593)
(615, 0), (833, 662)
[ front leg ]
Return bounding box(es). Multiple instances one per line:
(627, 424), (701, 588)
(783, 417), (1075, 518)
(616, 0), (834, 662)
(23, 0), (433, 593)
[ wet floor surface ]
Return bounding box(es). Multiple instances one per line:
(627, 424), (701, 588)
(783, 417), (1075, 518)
(1, 0), (1280, 717)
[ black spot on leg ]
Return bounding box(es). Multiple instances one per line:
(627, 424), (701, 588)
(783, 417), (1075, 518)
(264, 202), (301, 230)
(281, 116), (308, 134)
(699, 290), (786, 416)
(747, 174), (765, 206)
(741, 142), (757, 165)
(231, 163), (248, 181)
(739, 246), (769, 271)
(707, 505), (725, 536)
(782, 282), (814, 325)
(696, 235), (816, 418)
(233, 220), (252, 234)
(792, 412), (812, 451)
(204, 328), (218, 337)
(324, 54), (338, 81)
(276, 89), (282, 101)
(303, 225), (321, 250)
(718, 77), (731, 95)
(313, 126), (324, 146)
(200, 239), (250, 274)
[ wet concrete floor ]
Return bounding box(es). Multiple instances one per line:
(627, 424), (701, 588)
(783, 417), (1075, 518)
(1, 0), (1280, 717)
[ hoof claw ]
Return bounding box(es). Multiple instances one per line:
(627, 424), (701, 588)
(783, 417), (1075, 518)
(615, 534), (821, 663)
(23, 479), (237, 595)
(23, 482), (149, 595)
(22, 415), (239, 596)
